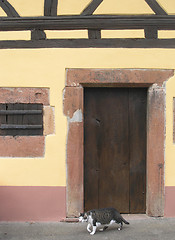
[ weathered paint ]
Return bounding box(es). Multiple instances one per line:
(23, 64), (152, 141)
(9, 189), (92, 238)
(69, 109), (83, 123)
(43, 106), (55, 135)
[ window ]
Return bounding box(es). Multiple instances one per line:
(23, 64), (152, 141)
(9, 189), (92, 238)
(0, 103), (43, 136)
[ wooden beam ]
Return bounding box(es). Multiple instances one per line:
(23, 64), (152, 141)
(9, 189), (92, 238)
(144, 0), (166, 38)
(40, 0), (59, 40)
(145, 0), (168, 15)
(82, 0), (103, 39)
(1, 38), (175, 49)
(0, 0), (20, 17)
(44, 0), (58, 16)
(31, 29), (46, 40)
(144, 26), (158, 39)
(81, 0), (103, 15)
(88, 29), (101, 39)
(35, 0), (58, 39)
(0, 109), (42, 115)
(1, 15), (175, 31)
(0, 124), (42, 129)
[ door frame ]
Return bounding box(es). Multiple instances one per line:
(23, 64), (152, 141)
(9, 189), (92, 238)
(63, 68), (174, 217)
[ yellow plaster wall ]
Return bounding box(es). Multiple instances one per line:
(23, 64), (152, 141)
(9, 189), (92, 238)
(8, 0), (44, 16)
(0, 48), (175, 187)
(165, 78), (175, 186)
(0, 7), (6, 16)
(159, 0), (175, 14)
(0, 0), (173, 16)
(1, 0), (173, 16)
(0, 0), (175, 187)
(59, 0), (152, 15)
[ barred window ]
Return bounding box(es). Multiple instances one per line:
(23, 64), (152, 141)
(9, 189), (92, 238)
(0, 103), (43, 136)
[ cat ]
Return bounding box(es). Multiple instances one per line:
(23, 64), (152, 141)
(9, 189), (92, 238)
(79, 207), (129, 235)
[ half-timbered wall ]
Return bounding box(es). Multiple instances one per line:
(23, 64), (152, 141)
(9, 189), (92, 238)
(0, 0), (175, 221)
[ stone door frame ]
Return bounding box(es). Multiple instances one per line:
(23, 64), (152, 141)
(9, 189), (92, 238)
(63, 68), (174, 217)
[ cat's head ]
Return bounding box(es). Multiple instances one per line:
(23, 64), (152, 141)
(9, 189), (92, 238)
(78, 212), (88, 222)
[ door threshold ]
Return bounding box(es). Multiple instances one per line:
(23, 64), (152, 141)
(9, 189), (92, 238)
(62, 214), (149, 223)
(61, 217), (79, 223)
(121, 214), (149, 220)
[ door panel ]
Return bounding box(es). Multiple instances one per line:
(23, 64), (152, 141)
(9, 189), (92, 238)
(129, 88), (147, 213)
(84, 87), (147, 213)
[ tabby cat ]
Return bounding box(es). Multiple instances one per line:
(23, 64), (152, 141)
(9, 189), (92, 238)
(79, 207), (129, 235)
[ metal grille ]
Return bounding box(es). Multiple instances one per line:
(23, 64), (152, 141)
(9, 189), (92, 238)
(0, 103), (43, 136)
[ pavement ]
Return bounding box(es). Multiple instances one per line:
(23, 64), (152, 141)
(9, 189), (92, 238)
(0, 215), (175, 240)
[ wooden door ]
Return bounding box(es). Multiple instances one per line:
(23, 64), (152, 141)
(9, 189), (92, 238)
(84, 88), (147, 213)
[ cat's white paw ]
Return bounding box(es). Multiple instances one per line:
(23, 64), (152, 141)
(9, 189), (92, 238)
(90, 226), (96, 235)
(87, 223), (91, 232)
(99, 229), (104, 231)
(118, 227), (121, 231)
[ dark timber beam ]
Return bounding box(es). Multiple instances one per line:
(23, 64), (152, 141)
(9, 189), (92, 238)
(145, 0), (168, 15)
(1, 15), (175, 31)
(144, 0), (167, 38)
(81, 0), (103, 39)
(144, 0), (168, 39)
(88, 29), (101, 39)
(0, 0), (20, 17)
(1, 38), (175, 49)
(32, 0), (58, 40)
(31, 29), (46, 40)
(44, 0), (58, 16)
(81, 0), (103, 15)
(144, 26), (158, 39)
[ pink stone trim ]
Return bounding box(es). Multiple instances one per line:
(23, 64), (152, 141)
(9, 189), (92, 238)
(66, 68), (174, 87)
(64, 68), (174, 218)
(0, 136), (44, 157)
(0, 186), (66, 221)
(43, 106), (55, 135)
(165, 186), (175, 217)
(0, 88), (49, 105)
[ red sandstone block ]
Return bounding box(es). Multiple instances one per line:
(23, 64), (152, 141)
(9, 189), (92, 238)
(0, 136), (45, 157)
(0, 88), (49, 105)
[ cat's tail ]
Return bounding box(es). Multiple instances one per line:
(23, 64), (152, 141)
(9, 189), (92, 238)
(121, 217), (129, 225)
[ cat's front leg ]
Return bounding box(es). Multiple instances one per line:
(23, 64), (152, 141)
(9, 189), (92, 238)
(87, 223), (91, 233)
(118, 222), (123, 231)
(90, 226), (97, 235)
